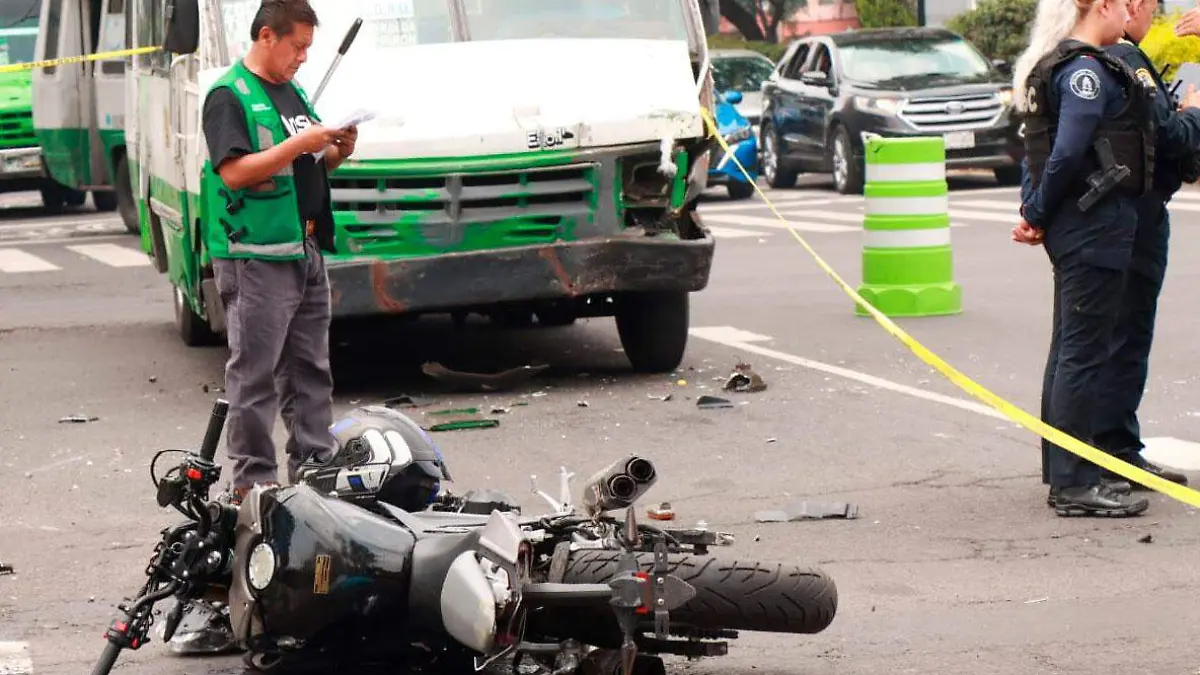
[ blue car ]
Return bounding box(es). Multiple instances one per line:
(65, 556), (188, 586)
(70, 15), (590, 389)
(707, 90), (759, 200)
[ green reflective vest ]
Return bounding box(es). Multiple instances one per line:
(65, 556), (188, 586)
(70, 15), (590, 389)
(201, 60), (331, 262)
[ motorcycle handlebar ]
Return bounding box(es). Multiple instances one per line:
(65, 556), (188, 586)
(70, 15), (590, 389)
(198, 399), (229, 463)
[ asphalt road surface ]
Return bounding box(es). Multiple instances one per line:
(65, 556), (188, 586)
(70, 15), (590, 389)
(5, 174), (1200, 675)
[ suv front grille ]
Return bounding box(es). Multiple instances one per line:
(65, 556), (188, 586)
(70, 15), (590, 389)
(898, 93), (1003, 132)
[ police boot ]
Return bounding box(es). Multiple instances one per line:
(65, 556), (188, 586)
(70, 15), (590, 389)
(1046, 479), (1130, 507)
(1103, 460), (1188, 490)
(1053, 483), (1149, 517)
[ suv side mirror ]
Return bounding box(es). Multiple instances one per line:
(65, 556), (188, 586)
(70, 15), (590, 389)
(163, 0), (200, 54)
(801, 71), (830, 87)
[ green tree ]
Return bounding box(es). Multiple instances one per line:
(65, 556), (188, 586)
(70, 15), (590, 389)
(719, 0), (808, 42)
(855, 0), (917, 28)
(945, 0), (1035, 63)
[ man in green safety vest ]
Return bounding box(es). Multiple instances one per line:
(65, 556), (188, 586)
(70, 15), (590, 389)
(201, 0), (357, 505)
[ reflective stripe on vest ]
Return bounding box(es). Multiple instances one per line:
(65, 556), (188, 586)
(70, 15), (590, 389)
(253, 121), (293, 177)
(227, 240), (306, 256)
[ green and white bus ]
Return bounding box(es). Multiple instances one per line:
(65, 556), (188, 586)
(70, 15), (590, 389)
(134, 0), (720, 373)
(30, 0), (138, 228)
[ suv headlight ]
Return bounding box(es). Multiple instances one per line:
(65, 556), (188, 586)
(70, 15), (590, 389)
(723, 127), (752, 144)
(853, 96), (902, 115)
(997, 88), (1013, 108)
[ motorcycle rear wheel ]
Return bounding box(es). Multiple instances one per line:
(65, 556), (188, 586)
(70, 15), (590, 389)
(556, 550), (837, 635)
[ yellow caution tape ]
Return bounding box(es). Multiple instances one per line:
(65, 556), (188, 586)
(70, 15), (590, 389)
(698, 107), (1200, 509)
(0, 45), (162, 74)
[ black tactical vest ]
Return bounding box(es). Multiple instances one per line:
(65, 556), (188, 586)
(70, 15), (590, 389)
(1021, 39), (1157, 198)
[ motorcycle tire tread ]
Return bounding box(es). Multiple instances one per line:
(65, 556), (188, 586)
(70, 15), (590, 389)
(560, 550), (837, 635)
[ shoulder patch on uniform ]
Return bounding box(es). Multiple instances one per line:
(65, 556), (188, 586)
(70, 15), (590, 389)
(1069, 68), (1101, 100)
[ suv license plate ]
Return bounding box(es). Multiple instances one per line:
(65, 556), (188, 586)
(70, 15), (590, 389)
(943, 131), (976, 150)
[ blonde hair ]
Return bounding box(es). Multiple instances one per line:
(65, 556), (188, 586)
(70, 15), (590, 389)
(1012, 0), (1104, 112)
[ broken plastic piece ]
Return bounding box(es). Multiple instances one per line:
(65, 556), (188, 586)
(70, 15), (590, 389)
(422, 362), (549, 392)
(428, 407), (479, 416)
(58, 415), (98, 423)
(647, 502), (676, 520)
(696, 395), (733, 409)
(382, 394), (433, 409)
(723, 362), (767, 393)
(427, 419), (500, 432)
(0, 562), (12, 575)
(648, 393), (673, 402)
(754, 501), (860, 522)
(657, 136), (678, 177)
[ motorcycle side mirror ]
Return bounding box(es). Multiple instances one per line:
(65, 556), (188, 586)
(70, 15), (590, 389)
(163, 0), (200, 55)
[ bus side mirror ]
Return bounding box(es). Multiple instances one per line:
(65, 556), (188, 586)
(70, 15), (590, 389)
(163, 0), (200, 54)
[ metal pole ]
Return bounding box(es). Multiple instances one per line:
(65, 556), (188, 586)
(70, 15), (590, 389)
(917, 0), (926, 26)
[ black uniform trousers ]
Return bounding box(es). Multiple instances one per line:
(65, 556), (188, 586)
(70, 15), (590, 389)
(1037, 192), (1152, 488)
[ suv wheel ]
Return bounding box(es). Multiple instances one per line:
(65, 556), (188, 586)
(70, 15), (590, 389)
(761, 122), (798, 189)
(830, 126), (863, 195)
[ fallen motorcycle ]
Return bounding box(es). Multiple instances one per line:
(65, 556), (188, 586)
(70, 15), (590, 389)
(91, 399), (838, 675)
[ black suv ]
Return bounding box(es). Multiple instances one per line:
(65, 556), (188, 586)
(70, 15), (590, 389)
(758, 26), (1022, 194)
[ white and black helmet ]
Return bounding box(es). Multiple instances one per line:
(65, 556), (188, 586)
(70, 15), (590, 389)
(299, 405), (452, 511)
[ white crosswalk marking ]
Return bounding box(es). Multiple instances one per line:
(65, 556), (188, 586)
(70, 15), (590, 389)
(953, 199), (1020, 211)
(706, 225), (770, 238)
(0, 641), (32, 674)
(704, 212), (857, 233)
(0, 248), (59, 273)
(66, 243), (150, 267)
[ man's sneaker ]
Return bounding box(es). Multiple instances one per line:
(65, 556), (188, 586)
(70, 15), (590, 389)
(1053, 483), (1149, 517)
(1046, 479), (1130, 507)
(1104, 461), (1189, 490)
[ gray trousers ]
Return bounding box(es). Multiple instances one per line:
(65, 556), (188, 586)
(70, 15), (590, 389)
(212, 236), (336, 489)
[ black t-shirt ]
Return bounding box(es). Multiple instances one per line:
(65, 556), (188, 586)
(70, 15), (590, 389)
(202, 72), (328, 221)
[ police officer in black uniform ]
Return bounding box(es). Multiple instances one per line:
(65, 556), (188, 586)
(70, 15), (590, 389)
(1012, 0), (1160, 517)
(1087, 0), (1200, 491)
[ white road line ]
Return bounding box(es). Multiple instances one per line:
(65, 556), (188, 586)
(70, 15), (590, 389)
(66, 243), (150, 267)
(953, 199), (1019, 211)
(689, 326), (1008, 421)
(949, 208), (1016, 224)
(0, 641), (33, 675)
(1141, 437), (1200, 472)
(0, 249), (59, 273)
(0, 217), (122, 233)
(707, 225), (770, 238)
(0, 234), (128, 248)
(700, 197), (836, 213)
(703, 212), (857, 233)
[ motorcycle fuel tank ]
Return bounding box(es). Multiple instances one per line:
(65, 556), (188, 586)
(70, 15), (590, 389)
(228, 484), (418, 651)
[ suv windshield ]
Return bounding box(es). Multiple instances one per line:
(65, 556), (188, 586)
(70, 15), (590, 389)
(460, 0), (688, 42)
(711, 55), (774, 93)
(838, 37), (991, 85)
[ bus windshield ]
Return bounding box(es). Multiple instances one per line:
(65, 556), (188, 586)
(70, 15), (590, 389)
(0, 26), (37, 66)
(460, 0), (689, 42)
(0, 0), (39, 29)
(217, 0), (690, 61)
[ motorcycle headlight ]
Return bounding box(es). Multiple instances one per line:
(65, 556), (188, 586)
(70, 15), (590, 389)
(723, 127), (752, 144)
(247, 542), (277, 592)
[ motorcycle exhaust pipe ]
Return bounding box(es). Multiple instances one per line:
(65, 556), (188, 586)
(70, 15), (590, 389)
(580, 455), (657, 515)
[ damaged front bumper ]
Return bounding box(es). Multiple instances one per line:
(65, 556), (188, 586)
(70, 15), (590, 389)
(326, 226), (716, 318)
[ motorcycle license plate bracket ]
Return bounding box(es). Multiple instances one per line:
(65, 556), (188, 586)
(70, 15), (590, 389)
(608, 542), (697, 640)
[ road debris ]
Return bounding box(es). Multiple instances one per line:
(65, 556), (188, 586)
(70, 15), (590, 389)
(754, 501), (860, 522)
(1137, 533), (1153, 544)
(723, 362), (767, 393)
(382, 394), (434, 409)
(1024, 597), (1049, 604)
(58, 415), (98, 423)
(0, 562), (13, 575)
(422, 362), (549, 392)
(648, 393), (673, 402)
(696, 395), (734, 409)
(647, 502), (676, 520)
(202, 383), (224, 393)
(427, 419), (500, 432)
